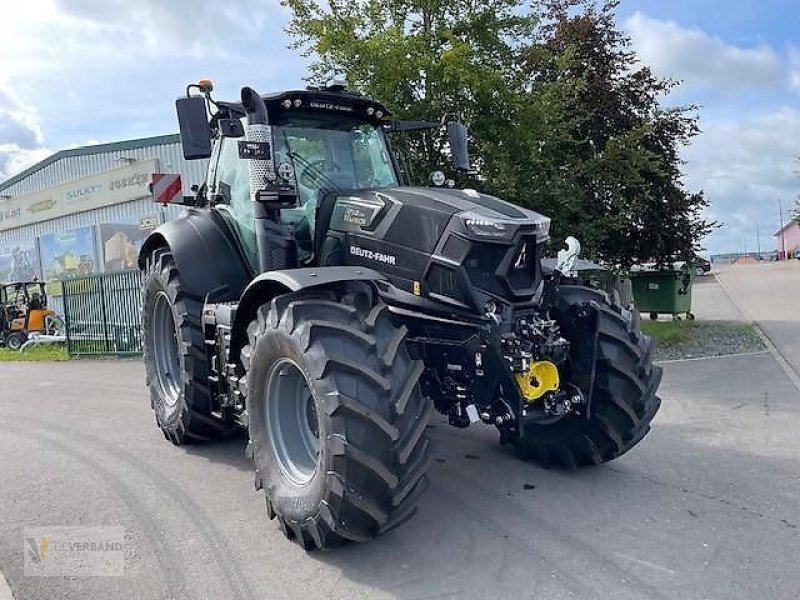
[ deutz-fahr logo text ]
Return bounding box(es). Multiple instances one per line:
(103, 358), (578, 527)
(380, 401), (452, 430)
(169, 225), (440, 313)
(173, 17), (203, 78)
(350, 245), (397, 266)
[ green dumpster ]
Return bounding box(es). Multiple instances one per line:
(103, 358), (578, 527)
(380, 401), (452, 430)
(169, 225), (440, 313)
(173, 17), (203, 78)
(586, 271), (634, 308)
(630, 269), (694, 320)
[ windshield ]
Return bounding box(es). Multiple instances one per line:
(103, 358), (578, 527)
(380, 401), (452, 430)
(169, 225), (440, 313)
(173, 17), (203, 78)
(224, 113), (398, 263)
(273, 113), (397, 231)
(275, 113), (397, 187)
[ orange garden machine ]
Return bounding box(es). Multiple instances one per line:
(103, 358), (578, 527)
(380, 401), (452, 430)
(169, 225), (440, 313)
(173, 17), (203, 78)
(0, 282), (56, 351)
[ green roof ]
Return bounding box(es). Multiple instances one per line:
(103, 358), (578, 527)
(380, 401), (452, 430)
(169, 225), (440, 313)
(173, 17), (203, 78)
(0, 133), (180, 193)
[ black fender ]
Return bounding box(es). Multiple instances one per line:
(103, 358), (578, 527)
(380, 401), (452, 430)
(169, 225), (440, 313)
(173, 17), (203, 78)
(138, 208), (253, 303)
(229, 266), (385, 368)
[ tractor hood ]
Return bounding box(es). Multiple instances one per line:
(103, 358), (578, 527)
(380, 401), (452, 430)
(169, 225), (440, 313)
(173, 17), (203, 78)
(324, 186), (551, 310)
(327, 186), (550, 245)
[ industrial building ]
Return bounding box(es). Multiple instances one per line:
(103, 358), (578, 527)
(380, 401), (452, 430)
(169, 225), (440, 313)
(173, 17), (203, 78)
(0, 135), (207, 309)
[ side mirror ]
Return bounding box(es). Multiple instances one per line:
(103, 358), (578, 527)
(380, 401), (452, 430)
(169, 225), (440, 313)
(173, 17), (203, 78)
(447, 121), (470, 171)
(175, 96), (212, 159)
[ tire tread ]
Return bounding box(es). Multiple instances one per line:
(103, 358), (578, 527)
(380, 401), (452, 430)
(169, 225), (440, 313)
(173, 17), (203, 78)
(242, 293), (431, 548)
(517, 284), (662, 468)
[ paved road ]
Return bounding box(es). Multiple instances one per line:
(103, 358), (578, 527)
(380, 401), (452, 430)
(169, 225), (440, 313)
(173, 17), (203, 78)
(717, 262), (800, 378)
(1, 353), (799, 600)
(691, 276), (743, 322)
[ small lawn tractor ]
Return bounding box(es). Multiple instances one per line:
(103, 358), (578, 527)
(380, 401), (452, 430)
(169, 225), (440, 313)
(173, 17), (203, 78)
(0, 281), (57, 351)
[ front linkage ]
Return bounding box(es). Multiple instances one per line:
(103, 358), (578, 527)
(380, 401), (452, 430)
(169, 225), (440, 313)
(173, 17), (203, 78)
(408, 269), (598, 447)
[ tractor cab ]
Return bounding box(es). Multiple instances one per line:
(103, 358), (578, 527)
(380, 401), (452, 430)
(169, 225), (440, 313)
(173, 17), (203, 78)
(173, 81), (469, 269)
(0, 281), (54, 351)
(205, 96), (400, 264)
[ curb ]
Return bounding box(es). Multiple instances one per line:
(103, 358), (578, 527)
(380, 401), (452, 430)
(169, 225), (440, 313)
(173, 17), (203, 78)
(655, 350), (770, 365)
(714, 273), (800, 392)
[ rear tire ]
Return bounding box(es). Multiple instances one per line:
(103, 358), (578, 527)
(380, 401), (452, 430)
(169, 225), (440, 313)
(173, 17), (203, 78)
(141, 248), (231, 444)
(516, 285), (662, 469)
(242, 288), (432, 549)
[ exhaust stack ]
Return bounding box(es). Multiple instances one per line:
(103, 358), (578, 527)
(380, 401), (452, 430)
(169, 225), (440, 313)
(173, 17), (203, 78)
(240, 86), (276, 201)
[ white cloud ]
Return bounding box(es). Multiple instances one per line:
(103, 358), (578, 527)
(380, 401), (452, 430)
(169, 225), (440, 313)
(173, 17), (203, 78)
(0, 90), (44, 149)
(0, 85), (51, 181)
(625, 12), (797, 92)
(0, 0), (303, 183)
(683, 109), (800, 254)
(50, 0), (280, 56)
(623, 13), (800, 254)
(0, 145), (52, 182)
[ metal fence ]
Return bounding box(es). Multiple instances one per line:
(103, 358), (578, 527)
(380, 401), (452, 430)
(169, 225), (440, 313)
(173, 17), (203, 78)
(61, 270), (144, 356)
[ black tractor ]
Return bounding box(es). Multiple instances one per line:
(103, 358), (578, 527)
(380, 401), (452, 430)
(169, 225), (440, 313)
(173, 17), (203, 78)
(138, 80), (661, 549)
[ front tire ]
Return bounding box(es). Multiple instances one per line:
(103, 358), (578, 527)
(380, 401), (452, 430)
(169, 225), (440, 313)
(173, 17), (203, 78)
(242, 289), (432, 549)
(516, 285), (662, 469)
(5, 331), (25, 351)
(141, 248), (231, 444)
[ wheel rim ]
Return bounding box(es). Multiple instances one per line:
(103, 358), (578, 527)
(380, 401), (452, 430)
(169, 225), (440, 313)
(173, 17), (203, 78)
(265, 358), (320, 486)
(152, 292), (181, 408)
(7, 335), (21, 350)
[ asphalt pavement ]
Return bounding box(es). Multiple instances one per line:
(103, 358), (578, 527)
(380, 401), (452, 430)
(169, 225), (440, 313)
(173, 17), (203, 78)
(1, 343), (799, 599)
(717, 261), (800, 378)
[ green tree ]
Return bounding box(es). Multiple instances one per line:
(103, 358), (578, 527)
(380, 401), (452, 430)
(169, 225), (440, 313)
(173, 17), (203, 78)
(283, 0), (715, 268)
(282, 0), (536, 183)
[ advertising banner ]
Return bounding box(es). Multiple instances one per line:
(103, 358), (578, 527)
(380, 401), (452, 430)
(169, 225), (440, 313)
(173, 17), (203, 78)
(39, 227), (97, 295)
(0, 239), (40, 283)
(99, 215), (158, 272)
(0, 159), (158, 232)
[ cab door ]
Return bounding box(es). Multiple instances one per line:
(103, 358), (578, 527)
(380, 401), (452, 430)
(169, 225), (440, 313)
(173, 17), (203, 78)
(209, 136), (259, 271)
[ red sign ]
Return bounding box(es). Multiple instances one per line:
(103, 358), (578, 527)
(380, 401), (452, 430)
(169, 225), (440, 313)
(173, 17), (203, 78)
(149, 173), (182, 205)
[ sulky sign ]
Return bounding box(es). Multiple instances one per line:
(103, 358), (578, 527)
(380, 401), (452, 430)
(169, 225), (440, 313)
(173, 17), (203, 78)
(0, 159), (158, 232)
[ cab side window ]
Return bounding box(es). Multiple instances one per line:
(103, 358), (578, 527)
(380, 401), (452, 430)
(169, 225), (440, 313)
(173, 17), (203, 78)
(215, 137), (249, 208)
(214, 137), (257, 265)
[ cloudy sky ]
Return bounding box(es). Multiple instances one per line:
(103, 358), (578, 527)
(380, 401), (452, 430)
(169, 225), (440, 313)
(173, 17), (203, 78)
(1, 0), (798, 255)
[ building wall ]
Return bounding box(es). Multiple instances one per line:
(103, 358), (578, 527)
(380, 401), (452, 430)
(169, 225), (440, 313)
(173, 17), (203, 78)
(0, 197), (182, 244)
(0, 136), (208, 197)
(0, 137), (209, 314)
(780, 222), (800, 253)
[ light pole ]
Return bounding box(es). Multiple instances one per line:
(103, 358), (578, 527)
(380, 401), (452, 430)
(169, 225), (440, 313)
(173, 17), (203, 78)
(756, 220), (761, 258)
(778, 198), (786, 259)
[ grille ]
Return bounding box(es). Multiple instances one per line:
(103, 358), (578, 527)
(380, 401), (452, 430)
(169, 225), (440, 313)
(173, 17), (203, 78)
(464, 244), (507, 296)
(463, 236), (540, 298)
(507, 237), (537, 291)
(426, 264), (468, 304)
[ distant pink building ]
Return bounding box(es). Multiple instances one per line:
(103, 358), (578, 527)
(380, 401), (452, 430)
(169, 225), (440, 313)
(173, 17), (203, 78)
(775, 220), (800, 258)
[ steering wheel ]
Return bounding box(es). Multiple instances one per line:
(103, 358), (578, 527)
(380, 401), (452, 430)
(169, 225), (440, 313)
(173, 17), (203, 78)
(298, 159), (339, 188)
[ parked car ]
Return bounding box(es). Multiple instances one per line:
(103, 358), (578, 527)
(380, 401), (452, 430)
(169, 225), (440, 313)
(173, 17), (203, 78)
(693, 255), (712, 276)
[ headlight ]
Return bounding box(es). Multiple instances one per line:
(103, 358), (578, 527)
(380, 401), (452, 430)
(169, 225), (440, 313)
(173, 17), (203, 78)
(459, 211), (513, 238)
